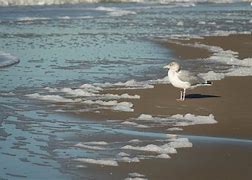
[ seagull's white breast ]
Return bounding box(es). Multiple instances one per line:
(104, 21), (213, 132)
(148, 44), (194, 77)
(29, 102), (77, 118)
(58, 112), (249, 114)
(168, 70), (191, 89)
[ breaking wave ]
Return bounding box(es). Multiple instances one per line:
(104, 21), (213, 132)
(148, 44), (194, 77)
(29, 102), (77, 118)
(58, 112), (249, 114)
(0, 0), (251, 6)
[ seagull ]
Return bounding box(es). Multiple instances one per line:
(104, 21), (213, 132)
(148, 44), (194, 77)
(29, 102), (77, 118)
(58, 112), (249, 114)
(163, 61), (211, 101)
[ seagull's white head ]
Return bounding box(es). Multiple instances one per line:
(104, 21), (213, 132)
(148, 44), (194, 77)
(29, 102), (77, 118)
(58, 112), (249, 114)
(163, 62), (180, 72)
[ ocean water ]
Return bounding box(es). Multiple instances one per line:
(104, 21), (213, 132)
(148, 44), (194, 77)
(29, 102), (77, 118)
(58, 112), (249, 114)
(0, 1), (252, 179)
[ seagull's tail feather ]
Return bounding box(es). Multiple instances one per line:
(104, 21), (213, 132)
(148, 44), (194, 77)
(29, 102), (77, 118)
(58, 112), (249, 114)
(202, 81), (212, 86)
(206, 81), (212, 85)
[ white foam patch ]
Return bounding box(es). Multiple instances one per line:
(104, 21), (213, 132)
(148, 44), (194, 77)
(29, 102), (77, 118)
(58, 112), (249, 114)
(118, 152), (130, 157)
(75, 143), (106, 150)
(79, 83), (103, 92)
(17, 17), (50, 21)
(61, 87), (96, 97)
(135, 124), (149, 128)
(198, 21), (206, 25)
(208, 22), (216, 25)
(95, 6), (136, 17)
(171, 113), (217, 126)
(121, 144), (177, 154)
(76, 165), (87, 168)
(57, 16), (71, 20)
(166, 134), (178, 139)
(37, 82), (139, 112)
(83, 141), (108, 145)
(129, 172), (145, 178)
(137, 114), (154, 121)
(45, 87), (96, 97)
(177, 21), (184, 26)
(103, 93), (140, 99)
(82, 100), (134, 112)
(199, 71), (225, 81)
(129, 139), (142, 143)
(135, 113), (217, 127)
(75, 158), (118, 166)
(45, 86), (140, 100)
(169, 138), (193, 148)
(128, 172), (145, 178)
(115, 80), (154, 89)
(94, 79), (154, 89)
(106, 119), (122, 123)
(167, 127), (183, 131)
(118, 156), (140, 163)
(125, 172), (147, 180)
(125, 178), (147, 180)
(0, 92), (15, 96)
(83, 100), (118, 106)
(156, 153), (171, 159)
(122, 121), (139, 126)
(112, 102), (134, 112)
(26, 93), (81, 103)
(188, 42), (252, 80)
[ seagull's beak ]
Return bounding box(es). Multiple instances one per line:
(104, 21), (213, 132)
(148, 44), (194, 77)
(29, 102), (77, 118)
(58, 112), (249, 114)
(163, 65), (170, 69)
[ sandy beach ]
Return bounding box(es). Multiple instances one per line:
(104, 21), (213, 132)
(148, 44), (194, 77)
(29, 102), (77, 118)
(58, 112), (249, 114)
(1, 2), (252, 179)
(74, 34), (252, 180)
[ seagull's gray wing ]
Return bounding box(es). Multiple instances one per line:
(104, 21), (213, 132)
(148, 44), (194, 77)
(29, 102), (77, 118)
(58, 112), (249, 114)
(177, 70), (205, 85)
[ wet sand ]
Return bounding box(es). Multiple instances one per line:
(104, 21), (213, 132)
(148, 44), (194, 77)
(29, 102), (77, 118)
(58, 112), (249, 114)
(74, 34), (252, 180)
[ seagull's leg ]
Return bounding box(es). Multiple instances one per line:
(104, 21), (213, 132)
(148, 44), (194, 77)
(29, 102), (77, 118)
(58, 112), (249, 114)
(176, 91), (183, 101)
(182, 89), (186, 101)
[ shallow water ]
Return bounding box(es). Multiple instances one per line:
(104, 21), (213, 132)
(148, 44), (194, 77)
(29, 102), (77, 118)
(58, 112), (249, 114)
(0, 2), (252, 179)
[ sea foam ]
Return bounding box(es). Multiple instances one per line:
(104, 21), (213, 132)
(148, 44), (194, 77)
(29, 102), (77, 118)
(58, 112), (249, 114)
(95, 6), (136, 16)
(75, 143), (106, 150)
(121, 144), (177, 154)
(125, 172), (147, 180)
(27, 79), (141, 112)
(75, 158), (118, 166)
(118, 156), (140, 163)
(169, 138), (193, 148)
(26, 93), (81, 103)
(171, 114), (217, 126)
(135, 113), (217, 127)
(94, 79), (154, 89)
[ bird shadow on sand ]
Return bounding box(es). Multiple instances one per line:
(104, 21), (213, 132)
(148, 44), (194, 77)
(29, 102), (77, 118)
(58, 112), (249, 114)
(185, 94), (220, 99)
